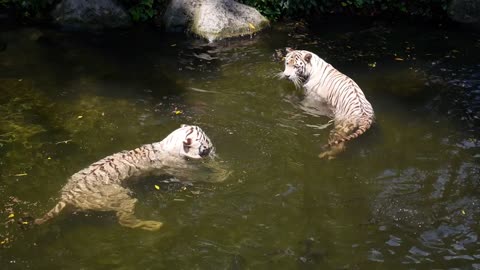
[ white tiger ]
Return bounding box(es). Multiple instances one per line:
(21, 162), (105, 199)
(35, 124), (225, 231)
(280, 48), (375, 159)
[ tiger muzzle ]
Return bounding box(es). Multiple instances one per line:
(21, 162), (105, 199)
(199, 147), (211, 157)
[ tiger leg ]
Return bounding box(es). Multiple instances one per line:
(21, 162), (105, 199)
(116, 208), (163, 231)
(35, 201), (69, 225)
(319, 142), (345, 160)
(80, 184), (163, 231)
(319, 121), (356, 159)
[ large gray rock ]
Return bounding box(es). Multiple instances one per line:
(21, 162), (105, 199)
(52, 0), (131, 30)
(163, 0), (269, 42)
(448, 0), (480, 24)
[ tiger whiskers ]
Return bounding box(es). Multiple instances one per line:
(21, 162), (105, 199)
(291, 77), (303, 89)
(275, 71), (285, 79)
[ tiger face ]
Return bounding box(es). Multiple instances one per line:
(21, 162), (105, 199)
(160, 124), (214, 160)
(281, 48), (313, 88)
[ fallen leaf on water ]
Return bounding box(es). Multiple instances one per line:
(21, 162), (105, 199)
(154, 185), (160, 190)
(22, 221), (29, 225)
(248, 23), (255, 30)
(173, 198), (185, 202)
(8, 213), (14, 219)
(14, 173), (27, 176)
(170, 44), (176, 47)
(368, 62), (376, 68)
(461, 210), (466, 215)
(174, 110), (182, 115)
(77, 115), (83, 119)
(394, 57), (404, 61)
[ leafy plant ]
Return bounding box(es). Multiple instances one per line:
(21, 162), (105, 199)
(127, 0), (156, 22)
(241, 0), (450, 20)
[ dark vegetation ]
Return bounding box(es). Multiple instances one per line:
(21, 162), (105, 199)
(0, 0), (451, 23)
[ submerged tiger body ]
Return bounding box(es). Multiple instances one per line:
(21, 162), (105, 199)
(35, 124), (222, 231)
(281, 48), (374, 158)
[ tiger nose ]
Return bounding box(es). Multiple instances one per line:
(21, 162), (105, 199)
(199, 147), (211, 157)
(284, 74), (290, 79)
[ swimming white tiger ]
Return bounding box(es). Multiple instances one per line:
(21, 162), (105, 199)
(35, 124), (225, 231)
(280, 48), (374, 159)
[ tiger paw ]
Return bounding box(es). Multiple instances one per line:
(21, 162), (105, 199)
(139, 220), (163, 231)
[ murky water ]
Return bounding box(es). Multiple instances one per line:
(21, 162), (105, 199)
(1, 19), (479, 269)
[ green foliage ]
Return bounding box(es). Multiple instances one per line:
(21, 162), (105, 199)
(122, 0), (157, 22)
(242, 0), (318, 20)
(241, 0), (451, 21)
(0, 0), (54, 18)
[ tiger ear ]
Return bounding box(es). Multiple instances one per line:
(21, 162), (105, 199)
(181, 124), (188, 128)
(286, 47), (294, 53)
(183, 138), (192, 152)
(183, 138), (192, 146)
(304, 53), (312, 63)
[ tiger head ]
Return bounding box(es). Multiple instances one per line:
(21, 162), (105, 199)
(160, 124), (214, 160)
(280, 48), (313, 88)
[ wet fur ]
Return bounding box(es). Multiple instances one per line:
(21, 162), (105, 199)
(35, 125), (216, 231)
(281, 48), (374, 159)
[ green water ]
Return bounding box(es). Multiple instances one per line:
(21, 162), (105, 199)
(1, 20), (479, 269)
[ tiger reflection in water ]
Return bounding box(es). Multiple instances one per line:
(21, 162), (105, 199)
(35, 125), (229, 231)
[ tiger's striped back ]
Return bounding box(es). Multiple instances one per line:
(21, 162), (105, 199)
(281, 48), (374, 155)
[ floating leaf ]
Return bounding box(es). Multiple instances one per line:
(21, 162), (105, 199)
(368, 62), (376, 68)
(14, 173), (27, 176)
(154, 185), (160, 190)
(461, 210), (466, 215)
(248, 23), (255, 30)
(22, 221), (29, 225)
(174, 110), (182, 115)
(77, 115), (83, 119)
(47, 157), (51, 160)
(394, 57), (404, 61)
(173, 198), (185, 202)
(170, 44), (176, 47)
(8, 213), (14, 219)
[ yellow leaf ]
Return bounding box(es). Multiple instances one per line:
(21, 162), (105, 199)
(22, 221), (29, 225)
(154, 185), (160, 190)
(77, 115), (83, 119)
(248, 23), (255, 30)
(14, 173), (27, 176)
(174, 110), (182, 115)
(394, 57), (404, 61)
(368, 62), (376, 68)
(8, 213), (14, 219)
(47, 157), (51, 160)
(461, 210), (466, 215)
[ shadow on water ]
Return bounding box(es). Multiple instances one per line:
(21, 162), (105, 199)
(0, 19), (479, 269)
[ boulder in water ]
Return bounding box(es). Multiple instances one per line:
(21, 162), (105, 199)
(448, 0), (480, 25)
(163, 0), (269, 42)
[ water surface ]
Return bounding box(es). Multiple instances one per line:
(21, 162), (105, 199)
(1, 19), (479, 269)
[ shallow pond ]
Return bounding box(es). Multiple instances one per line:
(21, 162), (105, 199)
(1, 19), (479, 269)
